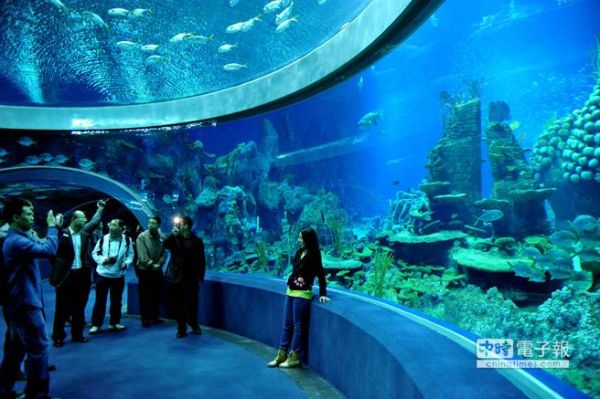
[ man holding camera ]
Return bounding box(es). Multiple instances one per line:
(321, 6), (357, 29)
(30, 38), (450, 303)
(164, 216), (206, 338)
(0, 199), (58, 399)
(90, 219), (134, 334)
(50, 199), (105, 347)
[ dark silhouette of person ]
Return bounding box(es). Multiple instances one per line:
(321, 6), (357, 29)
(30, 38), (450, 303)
(164, 216), (205, 338)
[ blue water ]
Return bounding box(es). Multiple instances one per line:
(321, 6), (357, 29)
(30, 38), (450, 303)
(192, 0), (600, 214)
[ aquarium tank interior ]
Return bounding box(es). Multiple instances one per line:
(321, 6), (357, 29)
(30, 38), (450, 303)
(1, 0), (600, 397)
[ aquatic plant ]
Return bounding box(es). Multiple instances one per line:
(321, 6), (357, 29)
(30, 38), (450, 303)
(327, 216), (346, 256)
(254, 241), (269, 273)
(361, 249), (395, 299)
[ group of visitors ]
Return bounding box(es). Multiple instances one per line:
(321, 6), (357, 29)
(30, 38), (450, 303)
(0, 198), (205, 398)
(0, 197), (329, 398)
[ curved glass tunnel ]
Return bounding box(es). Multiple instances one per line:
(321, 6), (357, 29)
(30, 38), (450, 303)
(0, 0), (440, 130)
(1, 0), (600, 398)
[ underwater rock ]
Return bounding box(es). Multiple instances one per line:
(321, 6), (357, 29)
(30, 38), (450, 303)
(494, 236), (517, 254)
(321, 255), (363, 272)
(450, 247), (519, 272)
(419, 181), (451, 197)
(194, 186), (218, 207)
(388, 230), (468, 265)
(483, 113), (555, 237)
(426, 99), (482, 210)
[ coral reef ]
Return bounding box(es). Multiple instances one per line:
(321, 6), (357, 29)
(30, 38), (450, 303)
(529, 75), (600, 218)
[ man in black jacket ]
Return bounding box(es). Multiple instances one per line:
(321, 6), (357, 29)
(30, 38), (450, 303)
(50, 199), (106, 347)
(165, 216), (206, 338)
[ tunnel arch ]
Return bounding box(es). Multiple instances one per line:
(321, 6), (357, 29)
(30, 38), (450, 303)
(0, 166), (153, 226)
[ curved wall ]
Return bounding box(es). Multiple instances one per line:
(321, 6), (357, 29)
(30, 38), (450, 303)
(0, 166), (153, 226)
(127, 272), (587, 399)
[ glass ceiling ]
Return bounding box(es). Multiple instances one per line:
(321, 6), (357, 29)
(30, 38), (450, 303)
(0, 0), (440, 130)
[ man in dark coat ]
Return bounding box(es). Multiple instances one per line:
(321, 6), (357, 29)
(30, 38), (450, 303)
(164, 216), (206, 338)
(50, 199), (105, 347)
(0, 198), (58, 399)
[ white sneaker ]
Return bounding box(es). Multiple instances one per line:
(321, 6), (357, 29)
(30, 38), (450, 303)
(89, 326), (100, 335)
(109, 323), (126, 331)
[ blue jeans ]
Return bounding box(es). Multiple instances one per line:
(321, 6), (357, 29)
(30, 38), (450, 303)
(0, 306), (50, 399)
(278, 296), (311, 355)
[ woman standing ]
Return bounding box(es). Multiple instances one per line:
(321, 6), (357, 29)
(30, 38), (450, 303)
(268, 227), (330, 368)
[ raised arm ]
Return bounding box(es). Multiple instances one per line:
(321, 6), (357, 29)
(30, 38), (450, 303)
(83, 200), (106, 233)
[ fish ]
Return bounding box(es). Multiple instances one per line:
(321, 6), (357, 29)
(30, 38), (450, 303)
(218, 43), (237, 53)
(189, 140), (204, 150)
(82, 11), (109, 30)
(162, 194), (173, 204)
(47, 0), (69, 13)
(78, 158), (95, 171)
(226, 15), (261, 33)
(509, 120), (521, 131)
(170, 32), (193, 43)
(141, 44), (160, 53)
(24, 155), (41, 165)
(570, 215), (597, 234)
(275, 16), (298, 33)
(357, 111), (382, 129)
(275, 1), (294, 25)
(385, 157), (409, 166)
(107, 8), (130, 18)
(116, 41), (138, 50)
(131, 8), (152, 17)
(17, 136), (36, 147)
(140, 178), (148, 191)
(188, 34), (215, 44)
(53, 154), (70, 164)
(264, 0), (285, 13)
(0, 148), (8, 157)
(230, 0), (240, 6)
(320, 210), (325, 223)
(392, 180), (400, 186)
(145, 55), (168, 65)
(116, 139), (137, 149)
(317, 0), (327, 4)
(548, 230), (577, 249)
(223, 63), (247, 71)
(474, 209), (504, 225)
(357, 75), (364, 91)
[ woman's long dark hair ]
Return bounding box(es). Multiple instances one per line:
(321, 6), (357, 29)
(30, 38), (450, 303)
(300, 227), (320, 256)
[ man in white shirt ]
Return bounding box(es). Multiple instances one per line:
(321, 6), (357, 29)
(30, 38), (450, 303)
(89, 219), (134, 334)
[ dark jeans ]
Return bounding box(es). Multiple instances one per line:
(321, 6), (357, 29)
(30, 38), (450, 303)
(91, 275), (125, 327)
(138, 269), (164, 322)
(278, 295), (311, 355)
(0, 306), (50, 399)
(52, 268), (90, 341)
(172, 281), (200, 332)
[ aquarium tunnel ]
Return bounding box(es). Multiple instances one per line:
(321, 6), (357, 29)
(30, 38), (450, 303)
(0, 0), (599, 398)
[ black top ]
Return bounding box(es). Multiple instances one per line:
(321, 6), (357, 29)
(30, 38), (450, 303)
(287, 249), (327, 297)
(165, 234), (206, 283)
